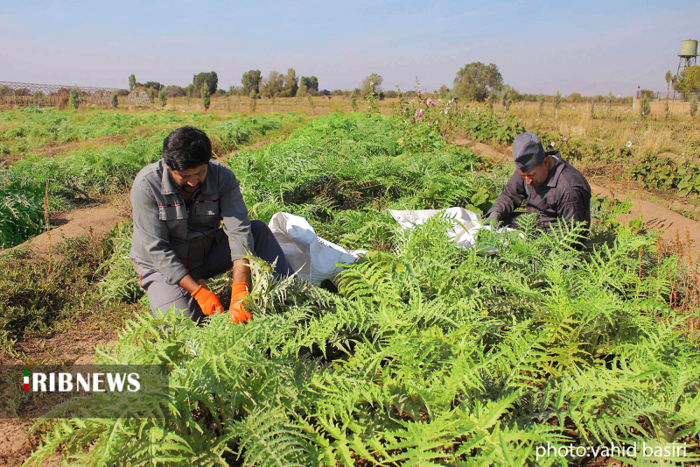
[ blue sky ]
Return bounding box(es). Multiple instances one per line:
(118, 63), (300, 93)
(1, 0), (698, 96)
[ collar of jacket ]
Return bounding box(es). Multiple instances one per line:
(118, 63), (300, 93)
(544, 151), (565, 188)
(159, 159), (218, 196)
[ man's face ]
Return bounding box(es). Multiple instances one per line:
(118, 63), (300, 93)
(169, 164), (208, 193)
(518, 158), (551, 187)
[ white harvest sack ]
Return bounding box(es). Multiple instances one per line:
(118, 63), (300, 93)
(388, 207), (484, 249)
(268, 212), (366, 283)
(388, 207), (515, 253)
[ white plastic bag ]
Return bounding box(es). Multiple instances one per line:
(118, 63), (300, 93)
(388, 207), (514, 253)
(268, 212), (366, 283)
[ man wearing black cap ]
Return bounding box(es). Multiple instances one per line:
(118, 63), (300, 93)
(485, 131), (591, 236)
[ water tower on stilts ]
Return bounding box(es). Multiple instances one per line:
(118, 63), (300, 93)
(674, 39), (698, 99)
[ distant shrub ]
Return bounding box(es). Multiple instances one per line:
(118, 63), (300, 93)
(166, 86), (186, 98)
(110, 91), (118, 109)
(640, 95), (651, 118)
(69, 87), (80, 110)
(201, 84), (211, 111)
(249, 90), (257, 113)
(159, 88), (167, 109)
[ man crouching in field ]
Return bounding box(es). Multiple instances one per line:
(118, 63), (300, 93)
(129, 126), (292, 324)
(485, 131), (592, 239)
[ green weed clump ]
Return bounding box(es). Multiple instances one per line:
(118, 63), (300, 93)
(97, 222), (143, 304)
(458, 105), (525, 145)
(537, 131), (634, 163)
(0, 235), (116, 343)
(630, 153), (700, 196)
(0, 182), (45, 248)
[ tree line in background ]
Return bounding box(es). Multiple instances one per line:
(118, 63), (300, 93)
(10, 60), (693, 112)
(125, 62), (646, 112)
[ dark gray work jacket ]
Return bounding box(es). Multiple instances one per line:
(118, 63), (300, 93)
(129, 159), (253, 286)
(488, 152), (591, 232)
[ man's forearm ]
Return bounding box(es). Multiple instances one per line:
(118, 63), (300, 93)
(233, 258), (251, 287)
(178, 274), (201, 294)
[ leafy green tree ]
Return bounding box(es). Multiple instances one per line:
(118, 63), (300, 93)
(167, 85), (186, 97)
(639, 89), (655, 100)
(690, 95), (698, 118)
(360, 73), (383, 96)
(159, 88), (167, 109)
(242, 70), (262, 95)
(143, 81), (163, 91)
(674, 66), (700, 100)
(262, 71), (284, 99)
(297, 84), (308, 98)
(280, 68), (299, 97)
(110, 91), (118, 109)
(227, 85), (243, 96)
(552, 90), (561, 118)
(568, 92), (582, 103)
(365, 80), (378, 115)
(453, 62), (503, 101)
(301, 76), (319, 94)
(69, 86), (80, 109)
(128, 74), (136, 91)
(193, 71), (218, 97)
(249, 89), (257, 113)
(201, 84), (211, 111)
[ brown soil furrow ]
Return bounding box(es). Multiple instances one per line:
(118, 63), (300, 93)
(8, 203), (130, 259)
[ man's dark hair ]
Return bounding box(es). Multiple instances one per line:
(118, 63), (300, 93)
(162, 126), (212, 171)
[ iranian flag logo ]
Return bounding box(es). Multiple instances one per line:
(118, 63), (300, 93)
(23, 369), (30, 392)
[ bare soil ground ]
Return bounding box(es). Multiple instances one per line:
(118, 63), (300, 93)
(455, 138), (700, 259)
(0, 419), (60, 467)
(10, 197), (131, 259)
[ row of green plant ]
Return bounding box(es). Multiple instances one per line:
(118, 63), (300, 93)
(535, 131), (635, 163)
(0, 182), (45, 248)
(0, 107), (306, 160)
(0, 113), (306, 246)
(457, 105), (525, 146)
(629, 153), (700, 196)
(226, 113), (503, 252)
(28, 217), (700, 466)
(25, 113), (699, 465)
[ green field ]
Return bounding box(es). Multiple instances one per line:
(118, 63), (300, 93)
(1, 105), (698, 466)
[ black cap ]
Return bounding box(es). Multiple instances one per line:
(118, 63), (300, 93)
(513, 131), (545, 172)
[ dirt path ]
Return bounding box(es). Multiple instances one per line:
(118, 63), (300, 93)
(8, 201), (130, 259)
(455, 138), (700, 259)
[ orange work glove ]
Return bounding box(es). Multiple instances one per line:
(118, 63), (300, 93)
(229, 282), (252, 324)
(191, 285), (224, 316)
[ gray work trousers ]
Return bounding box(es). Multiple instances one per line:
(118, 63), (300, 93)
(139, 220), (293, 324)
